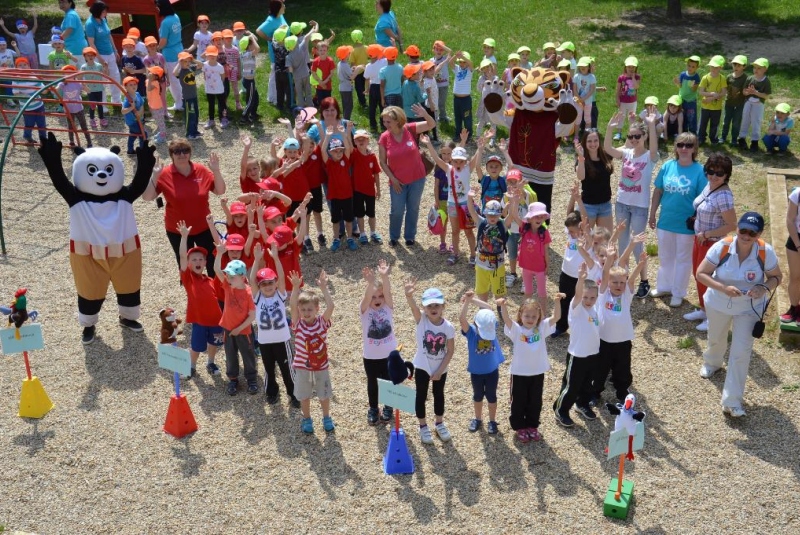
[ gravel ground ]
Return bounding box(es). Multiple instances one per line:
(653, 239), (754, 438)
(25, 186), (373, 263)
(0, 114), (798, 534)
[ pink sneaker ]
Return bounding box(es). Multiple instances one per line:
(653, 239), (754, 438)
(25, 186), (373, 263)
(100, 118), (108, 127)
(516, 429), (530, 443)
(438, 243), (448, 254)
(527, 428), (541, 441)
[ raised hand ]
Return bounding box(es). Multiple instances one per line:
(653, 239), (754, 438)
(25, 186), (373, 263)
(253, 242), (263, 260)
(288, 270), (303, 288)
(317, 269), (328, 288)
(404, 278), (417, 296)
(241, 134), (251, 148)
(574, 138), (584, 157)
(420, 134), (431, 145)
(377, 259), (390, 276)
(362, 266), (375, 284)
(177, 220), (191, 236)
(578, 262), (588, 280)
(554, 292), (566, 301)
(209, 152), (221, 172)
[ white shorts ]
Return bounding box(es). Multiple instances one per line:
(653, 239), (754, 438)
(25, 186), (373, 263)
(291, 368), (332, 400)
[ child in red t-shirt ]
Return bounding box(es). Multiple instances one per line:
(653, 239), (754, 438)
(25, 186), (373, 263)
(239, 134), (263, 194)
(299, 136), (327, 251)
(178, 220), (224, 377)
(351, 129), (382, 245)
(221, 199), (251, 238)
(214, 241), (258, 396)
(266, 211), (307, 292)
(311, 42), (335, 107)
(271, 137), (311, 217)
(321, 122), (357, 251)
(289, 269), (335, 434)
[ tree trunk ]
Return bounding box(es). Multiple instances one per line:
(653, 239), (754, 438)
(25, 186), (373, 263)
(667, 0), (682, 19)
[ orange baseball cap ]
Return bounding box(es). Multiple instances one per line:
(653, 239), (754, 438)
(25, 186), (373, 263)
(336, 45), (353, 61)
(205, 45), (219, 56)
(222, 29), (234, 38)
(367, 44), (384, 59)
(127, 27), (140, 37)
(212, 31), (223, 40)
(122, 38), (135, 47)
(405, 44), (420, 57)
(421, 59), (435, 71)
(197, 14), (210, 23)
(433, 40), (446, 49)
(61, 64), (78, 72)
(82, 46), (97, 56)
(144, 36), (157, 46)
(14, 57), (29, 66)
(403, 63), (421, 78)
(383, 46), (398, 60)
(233, 21), (246, 31)
(148, 66), (164, 77)
(122, 76), (139, 86)
(178, 51), (193, 60)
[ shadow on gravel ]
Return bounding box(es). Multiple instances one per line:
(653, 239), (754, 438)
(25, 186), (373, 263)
(423, 441), (481, 518)
(171, 439), (206, 478)
(301, 433), (364, 500)
(12, 420), (55, 457)
(481, 431), (527, 492)
(733, 405), (800, 480)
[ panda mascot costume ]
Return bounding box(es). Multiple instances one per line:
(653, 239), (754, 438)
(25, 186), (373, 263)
(38, 133), (156, 344)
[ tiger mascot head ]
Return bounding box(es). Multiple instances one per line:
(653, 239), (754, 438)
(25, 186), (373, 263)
(483, 67), (572, 115)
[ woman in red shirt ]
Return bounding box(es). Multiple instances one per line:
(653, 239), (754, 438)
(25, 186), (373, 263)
(143, 138), (226, 275)
(378, 103), (435, 246)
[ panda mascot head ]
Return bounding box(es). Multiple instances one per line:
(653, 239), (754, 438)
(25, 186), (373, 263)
(71, 146), (126, 196)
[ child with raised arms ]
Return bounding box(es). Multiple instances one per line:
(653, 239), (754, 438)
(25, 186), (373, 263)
(498, 294), (564, 442)
(289, 269), (335, 434)
(404, 281), (455, 445)
(360, 260), (397, 425)
(459, 291), (505, 435)
(351, 129), (383, 244)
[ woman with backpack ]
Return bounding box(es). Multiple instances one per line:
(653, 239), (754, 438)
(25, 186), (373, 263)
(695, 211), (782, 418)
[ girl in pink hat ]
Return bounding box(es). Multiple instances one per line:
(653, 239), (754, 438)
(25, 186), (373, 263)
(510, 202), (551, 309)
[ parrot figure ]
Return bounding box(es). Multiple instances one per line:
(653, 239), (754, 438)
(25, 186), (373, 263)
(7, 288), (29, 340)
(606, 394), (646, 461)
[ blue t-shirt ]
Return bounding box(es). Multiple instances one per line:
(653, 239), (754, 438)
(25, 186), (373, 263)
(374, 12), (398, 47)
(402, 79), (425, 118)
(379, 63), (403, 96)
(256, 15), (287, 63)
(678, 71), (701, 103)
(84, 17), (114, 56)
(481, 176), (506, 208)
(159, 14), (183, 63)
(122, 92), (144, 126)
(62, 9), (88, 56)
(654, 160), (707, 234)
(464, 326), (505, 375)
(434, 167), (449, 201)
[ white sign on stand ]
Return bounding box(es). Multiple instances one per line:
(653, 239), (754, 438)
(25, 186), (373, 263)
(607, 422), (645, 460)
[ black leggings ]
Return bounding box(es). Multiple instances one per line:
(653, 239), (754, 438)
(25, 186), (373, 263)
(166, 228), (216, 278)
(207, 93), (227, 121)
(556, 271), (578, 332)
(415, 369), (447, 419)
(363, 357), (390, 409)
(593, 339), (633, 401)
(259, 340), (296, 398)
(368, 84), (383, 129)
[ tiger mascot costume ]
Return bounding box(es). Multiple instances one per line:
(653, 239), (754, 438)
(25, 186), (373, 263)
(482, 67), (579, 213)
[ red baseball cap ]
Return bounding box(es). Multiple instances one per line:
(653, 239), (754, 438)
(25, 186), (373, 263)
(264, 206), (284, 220)
(186, 246), (207, 257)
(257, 177), (282, 191)
(226, 233), (245, 250)
(256, 268), (278, 283)
(266, 225), (294, 247)
(507, 169), (523, 182)
(229, 201), (247, 215)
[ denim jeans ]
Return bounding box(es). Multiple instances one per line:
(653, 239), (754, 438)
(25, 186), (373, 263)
(22, 108), (47, 141)
(615, 201), (649, 262)
(127, 122), (147, 153)
(183, 97), (199, 137)
(389, 177), (426, 242)
(682, 101), (698, 134)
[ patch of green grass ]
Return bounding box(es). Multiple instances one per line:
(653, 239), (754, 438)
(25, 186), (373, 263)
(782, 384), (800, 392)
(677, 336), (694, 349)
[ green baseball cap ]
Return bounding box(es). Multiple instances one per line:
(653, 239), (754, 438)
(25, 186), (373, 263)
(557, 59), (571, 69)
(351, 29), (363, 43)
(707, 55), (725, 68)
(667, 95), (683, 107)
(576, 56), (592, 67)
(238, 36), (250, 53)
(309, 32), (323, 42)
(752, 57), (769, 68)
(517, 46), (531, 54)
(730, 54), (748, 66)
(507, 53), (520, 61)
(542, 42), (556, 51)
(644, 96), (659, 106)
(273, 27), (288, 43)
(556, 41), (575, 52)
(290, 22), (307, 36)
(482, 37), (496, 48)
(685, 55), (701, 64)
(624, 56), (638, 67)
(459, 51), (471, 62)
(775, 103), (791, 114)
(284, 35), (298, 51)
(479, 58), (493, 70)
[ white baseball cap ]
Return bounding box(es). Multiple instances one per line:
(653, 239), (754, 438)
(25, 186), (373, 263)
(474, 309), (497, 340)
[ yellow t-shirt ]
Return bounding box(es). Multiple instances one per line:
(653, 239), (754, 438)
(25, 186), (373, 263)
(699, 73), (727, 111)
(350, 44), (368, 67)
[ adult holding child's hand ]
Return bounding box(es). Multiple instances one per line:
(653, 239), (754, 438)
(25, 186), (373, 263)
(142, 138), (226, 276)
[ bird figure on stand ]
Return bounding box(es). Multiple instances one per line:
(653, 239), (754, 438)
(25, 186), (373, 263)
(606, 394), (646, 460)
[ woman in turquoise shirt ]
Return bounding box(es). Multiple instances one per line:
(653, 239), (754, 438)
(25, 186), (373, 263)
(58, 0), (88, 59)
(374, 0), (402, 49)
(156, 0), (184, 111)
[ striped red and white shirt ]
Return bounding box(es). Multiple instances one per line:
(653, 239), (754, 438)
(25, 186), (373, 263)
(292, 316), (331, 371)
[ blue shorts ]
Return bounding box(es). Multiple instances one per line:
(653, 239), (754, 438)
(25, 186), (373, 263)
(191, 323), (225, 353)
(470, 368), (500, 403)
(507, 232), (520, 260)
(584, 201), (613, 219)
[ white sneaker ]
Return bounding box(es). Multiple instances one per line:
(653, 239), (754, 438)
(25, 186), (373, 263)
(700, 364), (720, 378)
(650, 289), (671, 298)
(505, 272), (517, 286)
(669, 295), (683, 307)
(684, 309), (707, 321)
(696, 319), (709, 332)
(434, 422), (452, 442)
(723, 406), (746, 417)
(419, 425), (434, 444)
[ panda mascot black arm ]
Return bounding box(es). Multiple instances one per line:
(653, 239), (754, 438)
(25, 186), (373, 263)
(37, 132), (80, 207)
(121, 143), (157, 203)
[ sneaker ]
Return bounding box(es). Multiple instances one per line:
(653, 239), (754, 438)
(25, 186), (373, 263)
(434, 422), (452, 441)
(487, 421), (498, 435)
(419, 425), (434, 444)
(206, 362), (221, 376)
(90, 119), (98, 129)
(669, 295), (683, 308)
(549, 327), (566, 339)
(438, 243), (448, 254)
(347, 237), (358, 250)
(359, 234), (369, 245)
(227, 379), (239, 396)
(447, 254), (458, 266)
(323, 416), (335, 432)
(317, 234), (327, 246)
(468, 418), (482, 432)
(528, 428), (542, 442)
(576, 405), (597, 420)
(505, 272), (518, 286)
(684, 309), (707, 321)
(367, 407), (380, 425)
(303, 237), (314, 252)
(301, 417), (314, 434)
(588, 395), (601, 408)
(554, 409), (575, 427)
(81, 325), (96, 345)
(780, 305), (798, 323)
(266, 394), (279, 405)
(100, 118), (109, 127)
(405, 240), (415, 246)
(696, 319), (709, 332)
(119, 317), (143, 332)
(371, 233), (383, 244)
(168, 105), (184, 112)
(389, 239), (399, 247)
(202, 120), (215, 129)
(635, 280), (650, 299)
(330, 238), (341, 252)
(649, 289), (670, 298)
(699, 364), (720, 378)
(381, 406), (393, 422)
(221, 118), (229, 128)
(723, 406), (746, 418)
(247, 380), (259, 395)
(516, 429), (530, 443)
(750, 140), (759, 152)
(468, 256), (476, 266)
(289, 397), (301, 409)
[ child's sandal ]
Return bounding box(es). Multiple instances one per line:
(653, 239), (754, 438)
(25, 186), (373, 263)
(447, 254), (458, 266)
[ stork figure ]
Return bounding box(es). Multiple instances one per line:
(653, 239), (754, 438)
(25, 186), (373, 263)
(606, 394), (646, 461)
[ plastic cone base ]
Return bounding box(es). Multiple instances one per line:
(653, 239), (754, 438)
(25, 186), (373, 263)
(19, 377), (54, 419)
(383, 428), (415, 474)
(163, 394), (198, 438)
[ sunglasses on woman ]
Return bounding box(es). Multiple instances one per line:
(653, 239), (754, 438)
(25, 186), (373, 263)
(676, 142), (694, 149)
(170, 148), (191, 155)
(627, 134), (643, 140)
(738, 228), (758, 237)
(706, 169), (726, 177)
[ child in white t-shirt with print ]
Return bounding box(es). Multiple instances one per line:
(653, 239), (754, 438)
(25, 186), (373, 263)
(553, 263), (602, 428)
(498, 294), (564, 443)
(552, 210), (585, 338)
(202, 46), (228, 128)
(404, 282), (455, 445)
(360, 259), (398, 425)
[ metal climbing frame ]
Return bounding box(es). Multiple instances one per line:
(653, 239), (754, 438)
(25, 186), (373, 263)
(0, 68), (146, 255)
